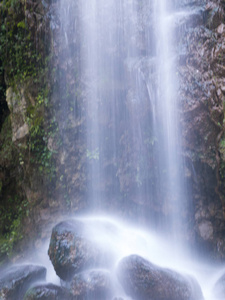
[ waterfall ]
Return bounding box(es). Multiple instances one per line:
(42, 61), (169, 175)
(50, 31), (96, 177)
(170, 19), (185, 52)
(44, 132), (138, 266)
(153, 0), (186, 238)
(76, 0), (188, 238)
(2, 1), (225, 299)
(80, 0), (119, 208)
(50, 0), (225, 299)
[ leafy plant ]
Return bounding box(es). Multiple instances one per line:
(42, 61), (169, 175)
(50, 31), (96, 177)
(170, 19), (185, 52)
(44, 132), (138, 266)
(0, 0), (44, 85)
(27, 104), (57, 181)
(0, 0), (55, 263)
(0, 117), (15, 166)
(0, 196), (27, 260)
(86, 148), (100, 160)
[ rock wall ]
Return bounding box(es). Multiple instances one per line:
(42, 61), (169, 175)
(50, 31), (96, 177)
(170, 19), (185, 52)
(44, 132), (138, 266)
(0, 0), (59, 261)
(178, 0), (225, 257)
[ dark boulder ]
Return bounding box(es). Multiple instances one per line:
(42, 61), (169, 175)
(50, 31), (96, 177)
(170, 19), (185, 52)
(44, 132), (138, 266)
(48, 220), (110, 281)
(24, 283), (71, 300)
(0, 264), (46, 300)
(213, 273), (225, 299)
(117, 255), (204, 300)
(70, 269), (113, 300)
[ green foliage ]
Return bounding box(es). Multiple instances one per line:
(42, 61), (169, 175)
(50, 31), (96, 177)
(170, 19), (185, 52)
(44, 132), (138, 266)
(4, 0), (19, 9)
(0, 3), (56, 179)
(0, 196), (27, 259)
(0, 116), (15, 166)
(220, 135), (225, 179)
(17, 20), (26, 29)
(220, 138), (225, 149)
(0, 116), (24, 261)
(64, 192), (71, 209)
(86, 148), (100, 160)
(0, 0), (43, 84)
(0, 0), (55, 263)
(27, 90), (57, 181)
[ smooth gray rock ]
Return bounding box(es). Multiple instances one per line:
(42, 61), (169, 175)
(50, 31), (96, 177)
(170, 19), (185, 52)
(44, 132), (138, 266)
(24, 283), (71, 300)
(0, 264), (46, 300)
(48, 220), (110, 281)
(117, 255), (204, 300)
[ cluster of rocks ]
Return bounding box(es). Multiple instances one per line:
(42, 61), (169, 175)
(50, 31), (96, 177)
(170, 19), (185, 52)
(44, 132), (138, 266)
(1, 219), (225, 299)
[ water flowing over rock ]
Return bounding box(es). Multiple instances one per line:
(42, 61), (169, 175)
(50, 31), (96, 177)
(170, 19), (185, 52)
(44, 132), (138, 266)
(1, 0), (225, 265)
(1, 0), (225, 298)
(69, 269), (113, 299)
(24, 283), (71, 300)
(117, 255), (204, 300)
(48, 220), (111, 281)
(0, 265), (46, 300)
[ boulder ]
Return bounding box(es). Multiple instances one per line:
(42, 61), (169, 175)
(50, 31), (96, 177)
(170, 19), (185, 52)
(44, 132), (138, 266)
(24, 283), (71, 300)
(70, 269), (113, 300)
(213, 273), (225, 299)
(48, 220), (110, 281)
(0, 264), (46, 300)
(117, 255), (204, 300)
(6, 87), (29, 143)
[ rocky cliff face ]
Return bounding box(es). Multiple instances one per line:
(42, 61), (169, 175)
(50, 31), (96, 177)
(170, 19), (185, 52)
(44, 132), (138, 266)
(1, 0), (225, 262)
(178, 0), (225, 257)
(0, 0), (59, 261)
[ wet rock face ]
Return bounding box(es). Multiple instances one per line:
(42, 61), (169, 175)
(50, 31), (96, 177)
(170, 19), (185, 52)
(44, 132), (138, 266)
(117, 255), (204, 300)
(70, 269), (113, 299)
(48, 220), (111, 281)
(0, 67), (8, 132)
(24, 283), (71, 300)
(0, 0), (60, 262)
(0, 265), (46, 300)
(178, 0), (225, 256)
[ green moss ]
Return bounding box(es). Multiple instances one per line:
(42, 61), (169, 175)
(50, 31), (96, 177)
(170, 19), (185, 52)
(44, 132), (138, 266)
(0, 0), (55, 262)
(0, 116), (23, 261)
(219, 134), (225, 180)
(0, 116), (15, 165)
(25, 90), (58, 182)
(0, 195), (27, 261)
(0, 0), (47, 86)
(0, 0), (57, 180)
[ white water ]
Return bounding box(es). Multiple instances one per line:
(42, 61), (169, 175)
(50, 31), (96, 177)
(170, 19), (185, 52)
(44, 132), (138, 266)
(34, 214), (225, 299)
(153, 0), (185, 237)
(78, 0), (188, 231)
(47, 0), (225, 299)
(78, 215), (224, 300)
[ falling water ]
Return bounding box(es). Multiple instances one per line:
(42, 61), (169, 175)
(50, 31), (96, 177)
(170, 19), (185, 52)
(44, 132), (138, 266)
(49, 0), (225, 299)
(80, 0), (119, 208)
(153, 0), (188, 238)
(78, 0), (187, 237)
